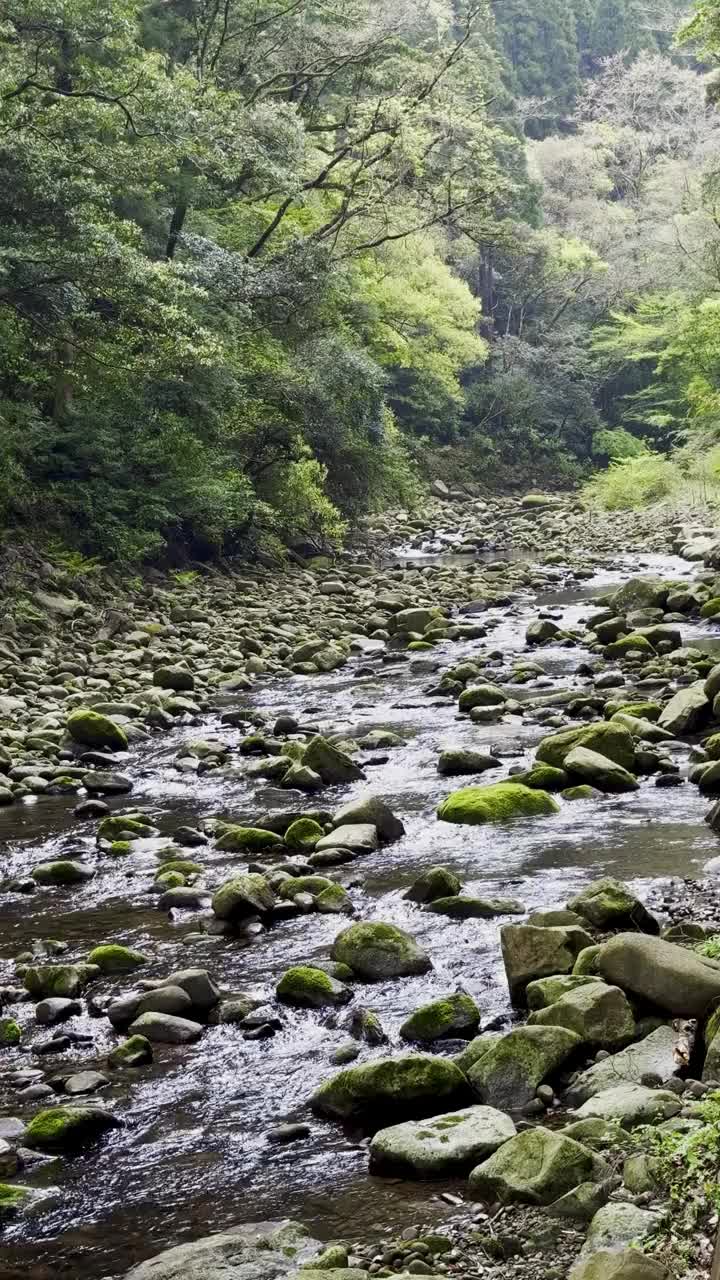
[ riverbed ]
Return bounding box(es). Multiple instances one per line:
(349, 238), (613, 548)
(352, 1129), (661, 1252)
(1, 535), (718, 1279)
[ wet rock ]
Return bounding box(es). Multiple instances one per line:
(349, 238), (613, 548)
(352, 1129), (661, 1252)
(570, 1083), (682, 1128)
(527, 983), (635, 1048)
(107, 1035), (153, 1067)
(581, 1203), (662, 1256)
(468, 1126), (602, 1205)
(501, 924), (594, 1003)
(267, 1123), (311, 1144)
(400, 994), (480, 1043)
(536, 722), (635, 772)
(284, 818), (324, 850)
(331, 795), (404, 842)
(215, 826), (283, 852)
(162, 969), (220, 1011)
(599, 933), (720, 1016)
(468, 1026), (581, 1110)
(347, 1007), (387, 1045)
(563, 747), (638, 794)
(303, 736), (365, 785)
(369, 1105), (516, 1177)
(276, 966), (351, 1008)
(657, 681), (709, 734)
(24, 964), (99, 1000)
(212, 874), (275, 921)
(63, 1070), (109, 1095)
(88, 945), (147, 975)
(66, 709), (128, 752)
(36, 998), (82, 1026)
(404, 867), (461, 904)
(128, 1012), (203, 1044)
(426, 896), (525, 919)
(315, 824), (378, 854)
(437, 782), (559, 826)
(569, 1249), (668, 1280)
(568, 879), (659, 934)
(121, 1219), (322, 1279)
(158, 886), (210, 911)
(23, 1105), (122, 1152)
(458, 684), (507, 712)
(311, 1054), (469, 1122)
(31, 860), (96, 886)
(0, 1183), (45, 1222)
(136, 986), (193, 1018)
(331, 922), (431, 980)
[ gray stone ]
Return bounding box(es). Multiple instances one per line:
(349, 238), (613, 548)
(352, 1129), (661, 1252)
(128, 1012), (203, 1044)
(369, 1105), (516, 1176)
(599, 933), (720, 1017)
(122, 1220), (322, 1280)
(571, 1083), (681, 1129)
(567, 1027), (684, 1102)
(581, 1203), (662, 1256)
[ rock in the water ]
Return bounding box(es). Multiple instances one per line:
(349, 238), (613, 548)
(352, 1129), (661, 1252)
(501, 924), (594, 1003)
(568, 879), (659, 934)
(527, 983), (635, 1047)
(128, 1012), (203, 1044)
(212, 873), (275, 920)
(369, 1105), (516, 1176)
(24, 1105), (121, 1151)
(108, 1036), (153, 1067)
(468, 1126), (601, 1204)
(88, 944), (147, 974)
(536, 722), (635, 772)
(32, 860), (95, 886)
(331, 922), (431, 980)
(657, 681), (709, 734)
(400, 994), (480, 1043)
(311, 1054), (468, 1121)
(404, 866), (461, 904)
(331, 795), (404, 842)
(276, 966), (351, 1008)
(564, 747), (638, 794)
(303, 736), (365, 784)
(315, 824), (378, 854)
(437, 782), (559, 826)
(599, 933), (720, 1016)
(468, 1026), (581, 1109)
(437, 749), (497, 776)
(570, 1083), (681, 1128)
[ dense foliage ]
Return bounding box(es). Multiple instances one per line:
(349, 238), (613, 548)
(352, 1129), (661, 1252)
(0, 0), (715, 561)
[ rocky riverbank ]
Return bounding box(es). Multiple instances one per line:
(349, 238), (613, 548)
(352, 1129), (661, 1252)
(3, 492), (720, 1279)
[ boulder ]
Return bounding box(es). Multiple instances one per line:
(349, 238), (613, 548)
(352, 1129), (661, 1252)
(162, 969), (220, 1011)
(215, 826), (283, 852)
(468, 1126), (600, 1205)
(311, 1054), (469, 1122)
(437, 782), (559, 826)
(564, 747), (638, 794)
(87, 944), (147, 975)
(567, 1026), (685, 1103)
(331, 795), (404, 842)
(331, 922), (431, 980)
(468, 1026), (580, 1109)
(400, 994), (480, 1043)
(599, 933), (720, 1016)
(24, 1105), (121, 1152)
(569, 1251), (668, 1280)
(303, 736), (365, 785)
(657, 681), (709, 735)
(568, 880), (659, 934)
(211, 874), (275, 920)
(153, 666), (195, 691)
(535, 722), (635, 772)
(24, 963), (99, 1000)
(437, 749), (496, 776)
(609, 578), (667, 613)
(426, 896), (525, 919)
(108, 1036), (153, 1068)
(315, 824), (378, 854)
(501, 924), (594, 1003)
(276, 967), (351, 1008)
(572, 1083), (681, 1129)
(31, 860), (95, 886)
(369, 1105), (516, 1176)
(458, 684), (508, 712)
(526, 976), (603, 1010)
(528, 983), (635, 1047)
(581, 1204), (662, 1256)
(122, 1221), (322, 1280)
(66, 709), (128, 752)
(404, 866), (461, 903)
(128, 1012), (203, 1044)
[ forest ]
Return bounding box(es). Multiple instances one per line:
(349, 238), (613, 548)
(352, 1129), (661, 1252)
(1, 0), (719, 564)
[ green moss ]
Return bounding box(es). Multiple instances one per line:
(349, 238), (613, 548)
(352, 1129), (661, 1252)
(215, 825), (283, 852)
(437, 782), (559, 826)
(458, 684), (507, 712)
(24, 1105), (120, 1150)
(97, 815), (155, 842)
(87, 944), (147, 974)
(535, 721), (635, 772)
(155, 870), (185, 889)
(0, 1017), (21, 1046)
(400, 994), (479, 1042)
(284, 818), (324, 850)
(561, 785), (599, 801)
(107, 1034), (153, 1067)
(701, 598), (720, 618)
(511, 764), (568, 792)
(31, 860), (93, 885)
(24, 963), (98, 998)
(605, 632), (654, 657)
(604, 700), (661, 721)
(0, 1184), (32, 1218)
(311, 1054), (468, 1120)
(67, 708), (128, 751)
(573, 945), (604, 975)
(154, 859), (203, 877)
(276, 966), (349, 1007)
(280, 874), (334, 899)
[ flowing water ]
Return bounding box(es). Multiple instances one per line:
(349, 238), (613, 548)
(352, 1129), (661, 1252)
(1, 546), (718, 1279)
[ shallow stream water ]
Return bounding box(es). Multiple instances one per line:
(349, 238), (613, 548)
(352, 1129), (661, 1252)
(1, 546), (719, 1279)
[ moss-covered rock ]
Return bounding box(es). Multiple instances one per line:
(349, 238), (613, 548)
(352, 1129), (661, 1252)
(573, 945), (604, 975)
(24, 1105), (122, 1151)
(311, 1054), (469, 1121)
(528, 982), (635, 1047)
(400, 994), (480, 1043)
(302, 736), (365, 784)
(562, 785), (602, 801)
(107, 1035), (153, 1067)
(425, 896), (525, 919)
(511, 764), (568, 792)
(276, 966), (351, 1008)
(0, 1017), (21, 1046)
(563, 746), (639, 794)
(437, 749), (496, 776)
(526, 975), (602, 1010)
(97, 815), (156, 842)
(604, 632), (654, 657)
(568, 878), (659, 934)
(66, 709), (128, 751)
(24, 963), (99, 999)
(331, 922), (431, 980)
(404, 866), (461, 904)
(467, 1025), (581, 1109)
(87, 944), (148, 975)
(458, 685), (507, 713)
(284, 818), (324, 850)
(0, 1184), (36, 1221)
(211, 873), (275, 920)
(215, 826), (283, 852)
(153, 665), (195, 691)
(468, 1126), (600, 1205)
(501, 924), (594, 1003)
(535, 722), (635, 772)
(437, 782), (559, 826)
(31, 860), (95, 885)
